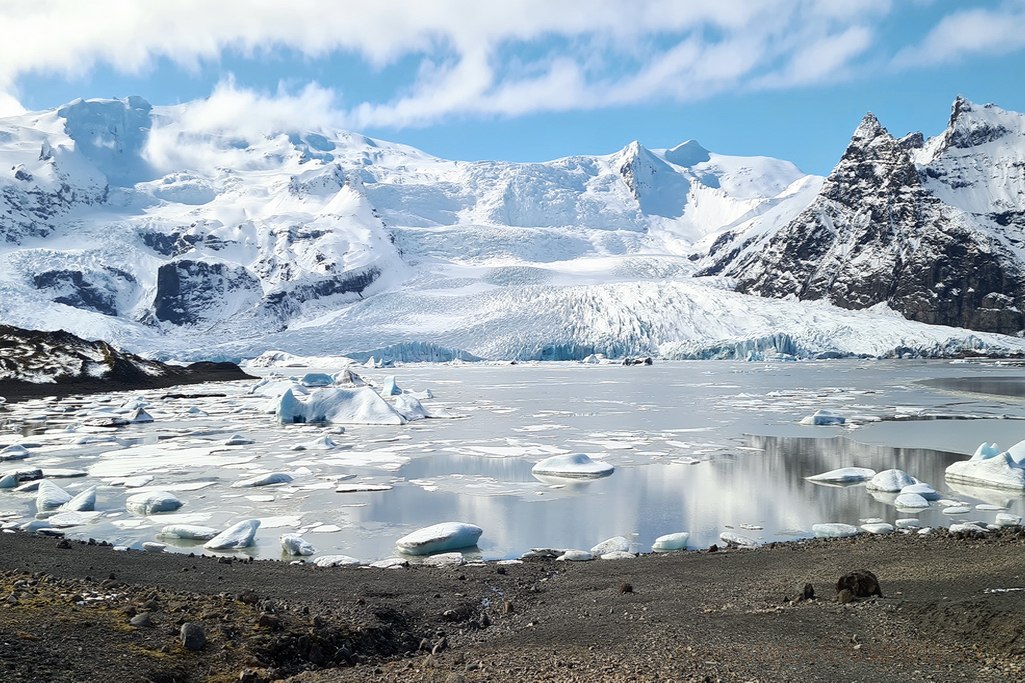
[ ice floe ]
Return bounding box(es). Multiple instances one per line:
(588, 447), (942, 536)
(556, 550), (593, 561)
(719, 531), (760, 548)
(128, 407), (153, 423)
(866, 469), (917, 492)
(531, 453), (614, 479)
(900, 483), (939, 500)
(280, 533), (315, 556)
(126, 491), (183, 515)
(0, 444), (31, 461)
(395, 522), (482, 555)
(59, 486), (96, 512)
(231, 472), (293, 488)
(799, 409), (845, 426)
(157, 524), (220, 541)
(860, 522), (894, 535)
(894, 493), (930, 509)
(335, 483), (392, 493)
(224, 434), (255, 446)
(313, 555), (360, 567)
(204, 519), (260, 549)
(652, 532), (689, 552)
(36, 480), (72, 512)
(945, 441), (1025, 491)
(812, 523), (859, 538)
(995, 513), (1022, 527)
(300, 373), (334, 388)
(590, 536), (630, 555)
(805, 467), (875, 484)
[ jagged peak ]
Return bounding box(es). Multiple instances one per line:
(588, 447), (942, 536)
(664, 139), (710, 167)
(941, 95), (1018, 150)
(851, 112), (889, 142)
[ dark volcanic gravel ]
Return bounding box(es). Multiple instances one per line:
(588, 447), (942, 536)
(1, 529), (1024, 682)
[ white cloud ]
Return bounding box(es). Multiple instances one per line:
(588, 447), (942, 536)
(0, 91), (25, 117)
(893, 3), (1025, 66)
(6, 0), (1008, 132)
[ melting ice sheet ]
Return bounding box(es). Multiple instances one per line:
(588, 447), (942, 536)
(2, 360), (1025, 561)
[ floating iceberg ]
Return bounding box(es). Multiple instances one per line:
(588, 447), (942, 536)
(392, 394), (430, 421)
(860, 522), (894, 535)
(894, 492), (930, 509)
(590, 536), (630, 556)
(224, 434), (255, 446)
(652, 532), (689, 552)
(157, 524), (220, 540)
(126, 491), (183, 515)
(719, 531), (761, 548)
(59, 486), (97, 512)
(276, 389), (307, 424)
(36, 480), (72, 512)
(805, 467), (875, 484)
(231, 472), (293, 488)
(305, 387), (406, 425)
(302, 436), (340, 450)
(945, 441), (1025, 491)
(381, 376), (402, 396)
(313, 554), (361, 567)
(204, 519), (260, 549)
(799, 410), (845, 426)
(300, 373), (333, 388)
(128, 407), (153, 423)
(333, 368), (367, 387)
(0, 444), (30, 461)
(866, 469), (917, 492)
(812, 523), (859, 538)
(280, 533), (315, 556)
(395, 522), (482, 555)
(900, 483), (939, 500)
(531, 453), (614, 479)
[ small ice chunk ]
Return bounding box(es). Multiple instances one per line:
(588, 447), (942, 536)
(204, 519), (260, 550)
(335, 483), (392, 493)
(0, 444), (31, 461)
(157, 524), (220, 540)
(531, 453), (614, 479)
(369, 557), (408, 569)
(895, 518), (920, 529)
(894, 493), (930, 509)
(224, 434), (254, 446)
(950, 522), (990, 534)
(126, 491), (183, 515)
(300, 373), (334, 388)
(313, 555), (361, 567)
(812, 523), (859, 538)
(395, 522), (482, 555)
(942, 505), (972, 515)
(556, 550), (593, 561)
(918, 527), (933, 535)
(861, 522), (894, 535)
(280, 533), (315, 556)
(0, 474), (17, 489)
(47, 511), (101, 528)
(59, 486), (97, 512)
(599, 551), (635, 560)
(382, 375), (402, 396)
(995, 513), (1022, 527)
(421, 552), (465, 567)
(231, 472), (293, 488)
(36, 480), (72, 512)
(41, 469), (87, 478)
(302, 436), (339, 450)
(276, 389), (307, 424)
(652, 532), (689, 552)
(806, 467), (875, 484)
(333, 368), (367, 387)
(590, 536), (630, 556)
(121, 475), (155, 488)
(866, 469), (917, 492)
(128, 407), (153, 423)
(719, 531), (761, 548)
(900, 483), (939, 500)
(799, 409), (845, 426)
(392, 394), (429, 421)
(976, 503), (1005, 511)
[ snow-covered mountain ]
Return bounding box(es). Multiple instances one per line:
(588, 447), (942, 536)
(702, 97), (1025, 336)
(0, 95), (1023, 361)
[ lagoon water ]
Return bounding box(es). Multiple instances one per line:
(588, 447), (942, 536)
(2, 360), (1025, 561)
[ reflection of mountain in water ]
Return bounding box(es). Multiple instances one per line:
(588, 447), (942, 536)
(922, 376), (1025, 400)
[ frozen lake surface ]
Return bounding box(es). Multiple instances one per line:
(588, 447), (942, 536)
(2, 360), (1025, 562)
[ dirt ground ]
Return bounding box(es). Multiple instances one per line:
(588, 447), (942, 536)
(1, 529), (1024, 682)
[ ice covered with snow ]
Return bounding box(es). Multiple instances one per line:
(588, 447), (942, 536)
(395, 522), (482, 555)
(590, 536), (630, 556)
(861, 522), (894, 535)
(866, 469), (917, 492)
(719, 531), (760, 548)
(313, 554), (361, 567)
(556, 550), (593, 561)
(204, 519), (260, 550)
(995, 513), (1022, 527)
(304, 387), (406, 425)
(35, 480), (71, 512)
(900, 483), (939, 500)
(799, 410), (845, 426)
(231, 472), (293, 488)
(946, 441), (1025, 491)
(157, 524), (220, 541)
(300, 373), (334, 388)
(894, 493), (930, 509)
(531, 453), (614, 479)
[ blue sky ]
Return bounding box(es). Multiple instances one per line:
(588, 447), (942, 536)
(1, 0), (1023, 174)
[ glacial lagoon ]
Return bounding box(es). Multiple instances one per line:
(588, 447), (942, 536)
(2, 359), (1025, 562)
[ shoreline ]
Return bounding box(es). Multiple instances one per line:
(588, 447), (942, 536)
(2, 528), (1025, 681)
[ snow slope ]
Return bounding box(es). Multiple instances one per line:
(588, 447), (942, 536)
(0, 95), (1023, 361)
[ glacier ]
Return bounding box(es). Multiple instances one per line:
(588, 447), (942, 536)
(1, 95), (1024, 361)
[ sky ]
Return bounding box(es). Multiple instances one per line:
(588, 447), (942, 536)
(0, 0), (1023, 175)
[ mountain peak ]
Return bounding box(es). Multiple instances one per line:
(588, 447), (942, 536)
(56, 95), (154, 186)
(941, 95), (1016, 150)
(851, 112), (887, 142)
(665, 140), (710, 167)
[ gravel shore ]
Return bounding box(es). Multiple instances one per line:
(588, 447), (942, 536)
(1, 529), (1024, 682)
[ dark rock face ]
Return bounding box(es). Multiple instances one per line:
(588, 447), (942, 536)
(717, 104), (1025, 336)
(32, 268), (135, 316)
(153, 260), (262, 325)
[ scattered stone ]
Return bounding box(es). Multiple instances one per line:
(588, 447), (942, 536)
(129, 612), (153, 628)
(180, 623), (206, 651)
(619, 582), (634, 594)
(55, 538), (71, 550)
(836, 569), (882, 599)
(803, 583), (815, 600)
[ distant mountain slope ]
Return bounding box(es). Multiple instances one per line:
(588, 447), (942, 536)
(0, 95), (1023, 361)
(700, 98), (1025, 335)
